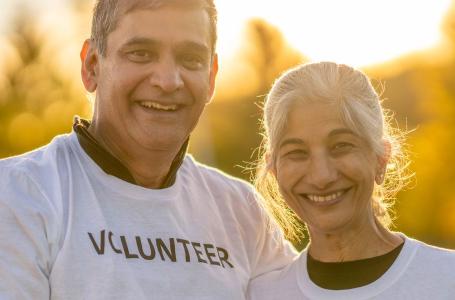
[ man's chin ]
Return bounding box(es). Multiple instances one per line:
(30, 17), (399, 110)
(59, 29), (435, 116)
(132, 130), (187, 152)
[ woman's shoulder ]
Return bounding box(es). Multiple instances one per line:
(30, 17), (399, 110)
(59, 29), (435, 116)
(414, 239), (455, 258)
(401, 233), (455, 268)
(403, 233), (454, 252)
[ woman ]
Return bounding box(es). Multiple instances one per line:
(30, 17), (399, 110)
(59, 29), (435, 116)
(248, 62), (455, 299)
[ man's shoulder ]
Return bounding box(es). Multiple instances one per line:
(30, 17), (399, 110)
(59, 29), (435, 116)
(183, 154), (254, 193)
(181, 155), (263, 211)
(0, 134), (76, 217)
(0, 133), (75, 191)
(247, 254), (301, 300)
(0, 134), (72, 172)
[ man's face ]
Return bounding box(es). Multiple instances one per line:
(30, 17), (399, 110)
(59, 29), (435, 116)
(87, 5), (217, 153)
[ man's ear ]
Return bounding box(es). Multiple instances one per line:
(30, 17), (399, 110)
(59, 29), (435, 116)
(80, 39), (99, 93)
(206, 53), (218, 104)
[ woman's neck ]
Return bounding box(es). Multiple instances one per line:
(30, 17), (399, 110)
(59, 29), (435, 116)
(308, 217), (403, 262)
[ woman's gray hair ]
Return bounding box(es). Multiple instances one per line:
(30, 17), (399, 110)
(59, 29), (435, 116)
(254, 62), (412, 241)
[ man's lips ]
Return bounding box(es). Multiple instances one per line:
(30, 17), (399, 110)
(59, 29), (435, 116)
(137, 100), (179, 111)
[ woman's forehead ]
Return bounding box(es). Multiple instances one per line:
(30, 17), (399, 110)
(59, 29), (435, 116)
(280, 100), (367, 141)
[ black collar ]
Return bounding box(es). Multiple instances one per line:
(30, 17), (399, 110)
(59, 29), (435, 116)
(307, 242), (404, 290)
(73, 116), (188, 188)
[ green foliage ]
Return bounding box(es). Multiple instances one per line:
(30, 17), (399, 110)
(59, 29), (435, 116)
(385, 61), (455, 248)
(192, 19), (306, 181)
(0, 7), (89, 158)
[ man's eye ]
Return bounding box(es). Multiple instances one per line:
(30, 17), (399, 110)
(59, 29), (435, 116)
(181, 54), (205, 70)
(126, 50), (154, 63)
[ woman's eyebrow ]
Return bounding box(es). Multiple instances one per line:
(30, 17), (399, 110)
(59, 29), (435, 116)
(328, 128), (358, 137)
(279, 138), (305, 149)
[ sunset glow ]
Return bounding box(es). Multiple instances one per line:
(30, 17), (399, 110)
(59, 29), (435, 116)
(216, 0), (452, 67)
(0, 0), (451, 68)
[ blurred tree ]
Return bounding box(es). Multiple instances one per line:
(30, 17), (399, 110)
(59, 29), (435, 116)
(370, 0), (455, 248)
(395, 66), (455, 248)
(242, 19), (305, 91)
(190, 19), (309, 249)
(192, 19), (306, 182)
(442, 0), (455, 46)
(0, 4), (89, 158)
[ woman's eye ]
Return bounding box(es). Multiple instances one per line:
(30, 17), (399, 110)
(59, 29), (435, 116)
(284, 149), (308, 159)
(333, 142), (354, 153)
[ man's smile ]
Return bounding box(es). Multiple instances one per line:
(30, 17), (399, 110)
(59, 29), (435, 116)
(138, 100), (179, 111)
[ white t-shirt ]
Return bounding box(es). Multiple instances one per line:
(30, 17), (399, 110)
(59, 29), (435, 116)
(248, 235), (455, 300)
(0, 133), (296, 300)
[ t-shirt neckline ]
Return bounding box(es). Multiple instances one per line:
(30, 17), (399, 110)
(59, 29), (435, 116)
(296, 233), (419, 299)
(68, 132), (182, 201)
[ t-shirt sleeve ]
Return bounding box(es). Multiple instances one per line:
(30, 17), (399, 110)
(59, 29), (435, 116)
(248, 191), (297, 279)
(246, 275), (273, 300)
(0, 166), (59, 299)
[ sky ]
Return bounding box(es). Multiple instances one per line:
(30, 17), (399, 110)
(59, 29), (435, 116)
(216, 0), (452, 67)
(0, 0), (452, 68)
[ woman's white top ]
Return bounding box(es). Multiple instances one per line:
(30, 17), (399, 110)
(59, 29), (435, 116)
(248, 234), (455, 299)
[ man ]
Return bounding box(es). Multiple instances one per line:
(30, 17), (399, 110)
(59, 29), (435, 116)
(0, 1), (296, 299)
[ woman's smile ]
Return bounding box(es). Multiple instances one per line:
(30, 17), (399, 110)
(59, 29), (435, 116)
(299, 188), (351, 206)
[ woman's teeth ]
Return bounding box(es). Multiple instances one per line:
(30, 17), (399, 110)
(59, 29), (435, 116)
(306, 191), (344, 203)
(139, 101), (177, 111)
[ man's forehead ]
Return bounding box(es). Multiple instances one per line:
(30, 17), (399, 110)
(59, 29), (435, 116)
(106, 1), (212, 53)
(117, 0), (204, 15)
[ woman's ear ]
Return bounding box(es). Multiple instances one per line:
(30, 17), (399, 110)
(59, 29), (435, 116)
(80, 39), (99, 93)
(266, 152), (277, 178)
(375, 140), (391, 185)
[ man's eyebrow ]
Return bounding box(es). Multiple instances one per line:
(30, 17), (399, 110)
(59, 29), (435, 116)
(120, 38), (209, 55)
(328, 128), (358, 137)
(279, 138), (305, 149)
(176, 41), (210, 55)
(121, 37), (160, 48)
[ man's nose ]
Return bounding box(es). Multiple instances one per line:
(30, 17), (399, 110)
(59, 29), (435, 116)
(306, 153), (337, 189)
(148, 58), (184, 93)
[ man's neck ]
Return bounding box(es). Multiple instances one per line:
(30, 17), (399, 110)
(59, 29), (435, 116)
(86, 120), (184, 189)
(118, 150), (176, 188)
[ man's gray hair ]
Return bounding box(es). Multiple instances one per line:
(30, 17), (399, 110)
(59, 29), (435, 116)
(90, 0), (218, 56)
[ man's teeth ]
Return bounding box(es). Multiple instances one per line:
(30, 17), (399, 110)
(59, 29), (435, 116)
(306, 191), (344, 202)
(139, 101), (177, 111)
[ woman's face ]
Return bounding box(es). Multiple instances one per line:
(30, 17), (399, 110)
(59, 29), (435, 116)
(274, 100), (382, 236)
